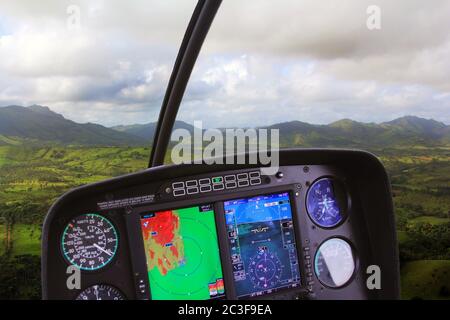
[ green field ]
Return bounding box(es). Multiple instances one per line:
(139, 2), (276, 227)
(0, 144), (449, 299)
(401, 260), (450, 300)
(0, 224), (41, 256)
(409, 216), (449, 226)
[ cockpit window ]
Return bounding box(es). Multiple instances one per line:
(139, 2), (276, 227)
(172, 0), (450, 152)
(0, 2), (196, 299)
(0, 0), (196, 143)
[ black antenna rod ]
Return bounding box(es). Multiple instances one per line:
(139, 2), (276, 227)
(148, 0), (222, 167)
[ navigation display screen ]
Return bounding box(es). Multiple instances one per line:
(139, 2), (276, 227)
(140, 204), (225, 300)
(224, 192), (301, 298)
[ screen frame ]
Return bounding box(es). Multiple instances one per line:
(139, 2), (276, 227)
(127, 183), (307, 300)
(141, 203), (226, 300)
(220, 191), (303, 299)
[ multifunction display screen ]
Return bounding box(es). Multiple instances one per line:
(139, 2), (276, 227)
(140, 204), (225, 300)
(224, 192), (301, 298)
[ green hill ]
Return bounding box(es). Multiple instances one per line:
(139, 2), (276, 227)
(0, 105), (147, 146)
(114, 116), (450, 149)
(266, 116), (450, 148)
(112, 120), (195, 140)
(1, 105), (448, 148)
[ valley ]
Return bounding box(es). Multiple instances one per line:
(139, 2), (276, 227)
(0, 144), (448, 299)
(0, 105), (449, 299)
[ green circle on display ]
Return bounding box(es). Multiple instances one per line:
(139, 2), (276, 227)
(142, 206), (224, 300)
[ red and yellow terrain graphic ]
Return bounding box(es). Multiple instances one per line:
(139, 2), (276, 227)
(140, 205), (224, 300)
(141, 210), (185, 275)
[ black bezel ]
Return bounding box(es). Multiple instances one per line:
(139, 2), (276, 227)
(42, 149), (400, 300)
(221, 190), (304, 299)
(59, 212), (120, 273)
(313, 236), (359, 289)
(137, 202), (226, 300)
(127, 184), (307, 300)
(305, 176), (350, 229)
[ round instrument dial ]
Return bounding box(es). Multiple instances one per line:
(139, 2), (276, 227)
(248, 250), (283, 289)
(314, 238), (356, 288)
(76, 284), (125, 300)
(306, 177), (347, 228)
(61, 213), (118, 271)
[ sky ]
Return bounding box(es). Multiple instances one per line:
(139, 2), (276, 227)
(0, 0), (449, 127)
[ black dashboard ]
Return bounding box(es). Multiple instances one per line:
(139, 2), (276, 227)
(42, 149), (400, 300)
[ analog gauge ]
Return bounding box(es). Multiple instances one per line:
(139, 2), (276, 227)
(61, 213), (118, 271)
(76, 284), (125, 300)
(248, 250), (283, 289)
(314, 238), (356, 288)
(306, 177), (347, 228)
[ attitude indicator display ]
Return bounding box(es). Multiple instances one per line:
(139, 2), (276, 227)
(306, 178), (347, 228)
(224, 192), (301, 298)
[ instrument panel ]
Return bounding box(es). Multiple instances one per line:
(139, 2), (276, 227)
(42, 149), (400, 300)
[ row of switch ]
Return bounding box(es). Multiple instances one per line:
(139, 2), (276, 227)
(303, 246), (314, 292)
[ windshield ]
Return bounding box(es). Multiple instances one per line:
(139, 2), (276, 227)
(173, 0), (450, 151)
(167, 5), (450, 303)
(0, 0), (196, 140)
(0, 1), (449, 301)
(0, 1), (195, 299)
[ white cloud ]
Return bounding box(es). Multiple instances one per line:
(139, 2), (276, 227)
(177, 55), (450, 126)
(0, 0), (449, 127)
(119, 65), (170, 102)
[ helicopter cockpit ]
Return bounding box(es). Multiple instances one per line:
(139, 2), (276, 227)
(41, 0), (400, 300)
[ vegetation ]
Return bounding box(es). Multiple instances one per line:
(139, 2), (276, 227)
(0, 145), (151, 299)
(380, 147), (450, 299)
(400, 260), (450, 300)
(0, 144), (448, 299)
(0, 105), (146, 146)
(0, 254), (41, 299)
(0, 107), (449, 300)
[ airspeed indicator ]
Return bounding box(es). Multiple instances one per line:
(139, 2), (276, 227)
(61, 213), (118, 270)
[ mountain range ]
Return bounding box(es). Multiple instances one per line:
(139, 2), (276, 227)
(0, 105), (146, 146)
(0, 105), (449, 148)
(113, 113), (450, 148)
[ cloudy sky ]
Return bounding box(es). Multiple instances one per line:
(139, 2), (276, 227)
(0, 0), (449, 127)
